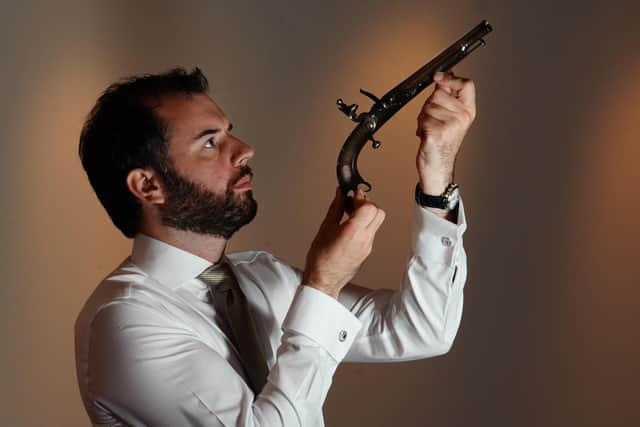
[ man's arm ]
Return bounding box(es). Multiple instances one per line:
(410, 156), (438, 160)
(339, 199), (467, 362)
(302, 72), (475, 361)
(86, 292), (362, 427)
(303, 72), (474, 297)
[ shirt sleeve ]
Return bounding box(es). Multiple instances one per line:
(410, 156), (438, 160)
(86, 287), (362, 427)
(341, 198), (468, 362)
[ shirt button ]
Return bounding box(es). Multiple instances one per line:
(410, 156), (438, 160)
(338, 330), (348, 342)
(441, 236), (453, 247)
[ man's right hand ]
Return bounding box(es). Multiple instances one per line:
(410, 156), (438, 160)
(302, 187), (386, 299)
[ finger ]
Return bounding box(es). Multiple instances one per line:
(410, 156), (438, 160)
(322, 187), (345, 226)
(433, 70), (455, 83)
(434, 72), (469, 93)
(427, 83), (475, 120)
(421, 102), (459, 123)
(366, 207), (386, 232)
(342, 188), (365, 220)
(347, 204), (379, 231)
(429, 88), (466, 113)
(346, 196), (379, 228)
(434, 69), (461, 86)
(457, 78), (476, 109)
(433, 71), (456, 96)
(351, 188), (369, 211)
(435, 75), (476, 108)
(420, 87), (464, 120)
(416, 114), (446, 138)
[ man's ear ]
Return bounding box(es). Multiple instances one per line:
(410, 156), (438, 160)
(126, 169), (165, 205)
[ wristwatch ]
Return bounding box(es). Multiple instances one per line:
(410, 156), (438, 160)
(415, 182), (460, 211)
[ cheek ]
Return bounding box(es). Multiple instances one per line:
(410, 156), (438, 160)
(196, 164), (232, 192)
(173, 152), (232, 193)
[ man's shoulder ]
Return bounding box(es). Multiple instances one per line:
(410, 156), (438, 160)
(226, 250), (302, 293)
(226, 250), (303, 324)
(227, 249), (281, 265)
(227, 250), (301, 275)
(74, 258), (157, 331)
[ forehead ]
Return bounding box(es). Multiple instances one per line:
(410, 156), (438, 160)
(155, 93), (228, 139)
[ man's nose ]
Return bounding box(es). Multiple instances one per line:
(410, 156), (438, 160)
(231, 138), (255, 167)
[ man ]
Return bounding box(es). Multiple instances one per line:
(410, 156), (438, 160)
(75, 67), (474, 426)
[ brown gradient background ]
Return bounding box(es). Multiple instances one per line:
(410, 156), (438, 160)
(1, 1), (638, 426)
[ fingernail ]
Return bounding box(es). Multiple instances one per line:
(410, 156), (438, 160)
(434, 72), (444, 80)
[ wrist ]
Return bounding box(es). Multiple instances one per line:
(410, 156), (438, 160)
(302, 271), (340, 299)
(417, 162), (453, 195)
(304, 283), (339, 299)
(419, 178), (450, 196)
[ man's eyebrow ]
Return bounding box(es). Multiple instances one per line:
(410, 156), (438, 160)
(192, 123), (233, 140)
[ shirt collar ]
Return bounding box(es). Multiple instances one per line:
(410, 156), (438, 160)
(130, 233), (213, 290)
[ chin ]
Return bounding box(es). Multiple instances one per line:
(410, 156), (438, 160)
(238, 189), (255, 202)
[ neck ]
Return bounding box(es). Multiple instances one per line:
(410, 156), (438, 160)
(142, 224), (228, 264)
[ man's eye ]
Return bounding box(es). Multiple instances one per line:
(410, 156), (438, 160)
(204, 138), (216, 148)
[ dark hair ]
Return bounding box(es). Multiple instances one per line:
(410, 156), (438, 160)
(79, 67), (209, 238)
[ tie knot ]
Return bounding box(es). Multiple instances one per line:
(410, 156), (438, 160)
(197, 262), (235, 292)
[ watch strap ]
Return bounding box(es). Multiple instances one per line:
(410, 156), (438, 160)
(415, 183), (448, 209)
(415, 182), (459, 210)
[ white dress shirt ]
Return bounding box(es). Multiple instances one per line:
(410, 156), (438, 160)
(75, 201), (468, 426)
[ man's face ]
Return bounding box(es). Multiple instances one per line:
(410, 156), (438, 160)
(154, 93), (257, 238)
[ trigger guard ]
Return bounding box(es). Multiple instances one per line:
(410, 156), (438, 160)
(340, 175), (372, 196)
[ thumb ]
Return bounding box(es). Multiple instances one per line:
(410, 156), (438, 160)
(321, 187), (345, 227)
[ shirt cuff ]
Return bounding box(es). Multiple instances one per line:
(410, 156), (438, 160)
(282, 285), (363, 362)
(412, 196), (468, 266)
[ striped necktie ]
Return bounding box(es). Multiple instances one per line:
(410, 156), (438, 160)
(197, 262), (269, 395)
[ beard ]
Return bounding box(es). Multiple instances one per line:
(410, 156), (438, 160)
(157, 161), (257, 239)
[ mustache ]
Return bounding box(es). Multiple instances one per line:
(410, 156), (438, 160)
(230, 165), (254, 186)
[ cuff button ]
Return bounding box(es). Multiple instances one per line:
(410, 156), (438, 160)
(338, 330), (348, 342)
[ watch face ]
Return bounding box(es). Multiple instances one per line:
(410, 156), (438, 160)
(446, 187), (460, 210)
